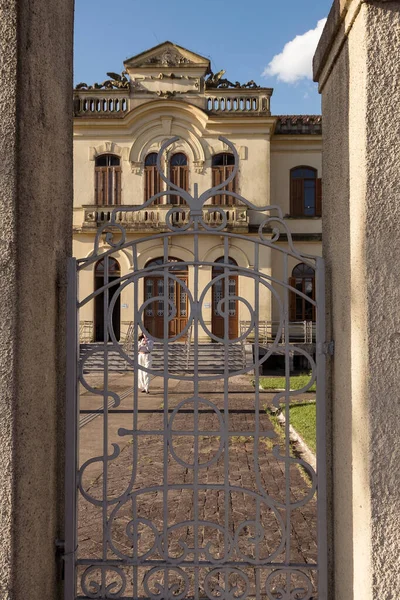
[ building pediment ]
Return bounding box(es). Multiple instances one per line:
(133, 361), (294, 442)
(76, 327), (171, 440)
(124, 41), (210, 71)
(124, 42), (210, 96)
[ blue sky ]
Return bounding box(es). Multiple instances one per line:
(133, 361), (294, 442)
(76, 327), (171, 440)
(74, 0), (332, 115)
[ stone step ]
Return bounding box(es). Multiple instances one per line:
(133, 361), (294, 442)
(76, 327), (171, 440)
(80, 342), (248, 374)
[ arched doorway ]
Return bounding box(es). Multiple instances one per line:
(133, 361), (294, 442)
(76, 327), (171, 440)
(94, 257), (121, 341)
(212, 257), (238, 339)
(289, 262), (315, 321)
(144, 257), (188, 339)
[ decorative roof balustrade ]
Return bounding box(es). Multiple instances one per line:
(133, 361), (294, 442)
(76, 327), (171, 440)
(206, 89), (272, 115)
(73, 87), (272, 118)
(73, 90), (130, 118)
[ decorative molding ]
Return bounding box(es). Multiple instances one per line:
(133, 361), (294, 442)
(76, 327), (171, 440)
(209, 145), (247, 160)
(238, 146), (247, 160)
(89, 142), (129, 161)
(157, 90), (176, 99)
(129, 119), (207, 167)
(141, 49), (191, 67)
(193, 160), (205, 174)
(131, 78), (147, 92)
(130, 161), (143, 175)
(161, 117), (173, 135)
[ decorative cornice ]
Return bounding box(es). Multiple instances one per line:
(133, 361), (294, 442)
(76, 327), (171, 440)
(275, 115), (322, 135)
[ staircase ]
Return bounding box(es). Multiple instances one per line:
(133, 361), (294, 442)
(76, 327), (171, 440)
(79, 342), (251, 374)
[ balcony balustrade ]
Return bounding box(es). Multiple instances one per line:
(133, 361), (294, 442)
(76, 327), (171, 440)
(82, 205), (249, 231)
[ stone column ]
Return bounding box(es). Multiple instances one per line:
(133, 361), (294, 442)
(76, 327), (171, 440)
(0, 1), (74, 599)
(313, 1), (400, 598)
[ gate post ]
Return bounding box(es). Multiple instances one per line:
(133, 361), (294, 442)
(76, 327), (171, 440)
(0, 1), (74, 599)
(64, 259), (78, 600)
(314, 2), (400, 598)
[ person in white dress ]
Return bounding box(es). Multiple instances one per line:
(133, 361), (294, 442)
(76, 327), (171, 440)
(138, 333), (154, 393)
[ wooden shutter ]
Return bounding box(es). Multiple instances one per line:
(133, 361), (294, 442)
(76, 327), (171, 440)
(289, 277), (297, 321)
(212, 165), (236, 205)
(170, 166), (178, 204)
(95, 167), (107, 205)
(226, 165), (236, 206)
(113, 166), (121, 205)
(170, 166), (188, 205)
(95, 165), (121, 205)
(290, 178), (304, 216)
(180, 166), (188, 193)
(212, 166), (223, 205)
(94, 168), (100, 205)
(316, 178), (322, 217)
(144, 166), (151, 202)
(145, 166), (162, 204)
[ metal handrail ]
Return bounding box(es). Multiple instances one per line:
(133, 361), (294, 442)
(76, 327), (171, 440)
(239, 320), (316, 344)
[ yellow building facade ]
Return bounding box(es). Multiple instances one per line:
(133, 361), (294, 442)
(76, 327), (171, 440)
(73, 42), (322, 345)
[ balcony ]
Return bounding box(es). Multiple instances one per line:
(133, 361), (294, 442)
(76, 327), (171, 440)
(81, 205), (249, 232)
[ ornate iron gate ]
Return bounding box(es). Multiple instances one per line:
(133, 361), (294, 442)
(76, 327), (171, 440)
(65, 137), (327, 599)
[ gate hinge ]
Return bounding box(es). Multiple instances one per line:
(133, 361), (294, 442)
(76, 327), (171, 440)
(320, 341), (334, 356)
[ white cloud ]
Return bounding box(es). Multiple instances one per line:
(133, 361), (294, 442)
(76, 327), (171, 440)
(262, 19), (327, 84)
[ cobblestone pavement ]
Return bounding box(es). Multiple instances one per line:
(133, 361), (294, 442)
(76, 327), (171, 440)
(77, 375), (318, 598)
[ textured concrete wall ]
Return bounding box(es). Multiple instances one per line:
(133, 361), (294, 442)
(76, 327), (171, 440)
(0, 1), (74, 598)
(314, 1), (400, 598)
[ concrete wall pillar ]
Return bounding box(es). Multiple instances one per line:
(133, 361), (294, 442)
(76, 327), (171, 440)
(313, 1), (400, 598)
(0, 1), (74, 598)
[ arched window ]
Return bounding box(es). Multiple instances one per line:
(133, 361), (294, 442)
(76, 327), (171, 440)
(290, 166), (321, 217)
(144, 153), (162, 205)
(145, 257), (187, 272)
(169, 153), (188, 205)
(212, 256), (238, 269)
(212, 153), (237, 206)
(95, 154), (121, 205)
(289, 263), (315, 321)
(94, 256), (121, 276)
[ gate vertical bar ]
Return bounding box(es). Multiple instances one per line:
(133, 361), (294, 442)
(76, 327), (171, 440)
(65, 257), (78, 600)
(316, 256), (328, 598)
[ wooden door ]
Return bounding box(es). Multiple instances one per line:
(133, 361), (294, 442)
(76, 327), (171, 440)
(211, 273), (238, 339)
(144, 274), (188, 340)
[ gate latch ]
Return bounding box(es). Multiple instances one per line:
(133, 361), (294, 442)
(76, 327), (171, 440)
(55, 539), (65, 556)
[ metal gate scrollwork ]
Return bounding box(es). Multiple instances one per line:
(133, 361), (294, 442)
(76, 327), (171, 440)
(65, 137), (327, 599)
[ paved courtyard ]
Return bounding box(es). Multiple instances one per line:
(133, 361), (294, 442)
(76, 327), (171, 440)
(77, 373), (318, 598)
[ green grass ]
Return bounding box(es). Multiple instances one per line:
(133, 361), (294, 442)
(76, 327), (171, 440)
(289, 401), (316, 453)
(258, 374), (316, 392)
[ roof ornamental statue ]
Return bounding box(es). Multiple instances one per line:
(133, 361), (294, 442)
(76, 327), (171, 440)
(205, 69), (260, 90)
(75, 71), (130, 91)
